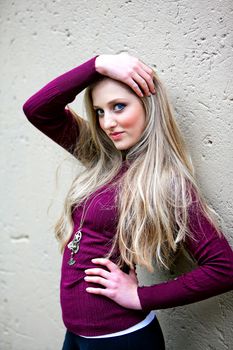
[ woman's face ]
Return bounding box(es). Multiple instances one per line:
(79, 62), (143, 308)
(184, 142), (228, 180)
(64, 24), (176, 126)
(91, 78), (146, 151)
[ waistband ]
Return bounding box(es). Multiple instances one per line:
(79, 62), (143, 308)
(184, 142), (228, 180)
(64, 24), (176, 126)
(79, 310), (156, 339)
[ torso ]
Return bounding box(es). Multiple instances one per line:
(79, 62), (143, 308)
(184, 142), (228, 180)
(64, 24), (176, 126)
(60, 166), (148, 336)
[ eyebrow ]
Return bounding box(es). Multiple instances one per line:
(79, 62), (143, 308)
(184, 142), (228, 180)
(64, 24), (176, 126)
(93, 98), (127, 109)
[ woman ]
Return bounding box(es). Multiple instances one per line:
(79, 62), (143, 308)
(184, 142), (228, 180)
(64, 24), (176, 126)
(22, 52), (233, 350)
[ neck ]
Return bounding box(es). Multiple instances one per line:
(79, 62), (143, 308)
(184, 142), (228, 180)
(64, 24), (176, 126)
(121, 150), (128, 161)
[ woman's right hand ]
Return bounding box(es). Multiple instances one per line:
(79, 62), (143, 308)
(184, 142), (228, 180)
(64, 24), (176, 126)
(95, 53), (155, 97)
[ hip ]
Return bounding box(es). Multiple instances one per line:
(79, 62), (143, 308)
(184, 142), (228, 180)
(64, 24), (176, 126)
(62, 316), (165, 350)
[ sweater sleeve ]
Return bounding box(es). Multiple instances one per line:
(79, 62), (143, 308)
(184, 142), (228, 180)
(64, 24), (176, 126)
(22, 56), (101, 155)
(137, 199), (233, 311)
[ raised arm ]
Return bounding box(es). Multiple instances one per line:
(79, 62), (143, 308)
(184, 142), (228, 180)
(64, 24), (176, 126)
(22, 56), (100, 156)
(22, 53), (155, 158)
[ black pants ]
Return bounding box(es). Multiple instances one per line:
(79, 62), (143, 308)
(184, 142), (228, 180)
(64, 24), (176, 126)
(62, 317), (165, 350)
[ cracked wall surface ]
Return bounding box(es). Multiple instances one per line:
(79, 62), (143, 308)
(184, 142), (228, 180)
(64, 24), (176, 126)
(0, 0), (233, 349)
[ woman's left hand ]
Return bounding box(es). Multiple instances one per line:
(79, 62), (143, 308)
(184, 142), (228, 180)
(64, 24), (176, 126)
(84, 258), (142, 310)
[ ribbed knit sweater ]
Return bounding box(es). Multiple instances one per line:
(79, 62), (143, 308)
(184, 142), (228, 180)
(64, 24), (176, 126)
(22, 56), (233, 337)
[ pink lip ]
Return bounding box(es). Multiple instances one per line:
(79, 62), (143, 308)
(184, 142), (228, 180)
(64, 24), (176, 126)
(109, 132), (125, 140)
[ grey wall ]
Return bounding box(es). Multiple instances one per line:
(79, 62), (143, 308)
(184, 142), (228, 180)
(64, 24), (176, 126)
(1, 0), (232, 349)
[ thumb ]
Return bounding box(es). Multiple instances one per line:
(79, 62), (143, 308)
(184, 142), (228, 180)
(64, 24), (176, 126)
(129, 268), (138, 281)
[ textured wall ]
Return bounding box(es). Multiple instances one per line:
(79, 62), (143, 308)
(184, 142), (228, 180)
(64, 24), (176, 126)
(0, 0), (232, 349)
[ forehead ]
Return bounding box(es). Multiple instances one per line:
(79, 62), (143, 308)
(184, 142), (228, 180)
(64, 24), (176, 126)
(91, 78), (136, 105)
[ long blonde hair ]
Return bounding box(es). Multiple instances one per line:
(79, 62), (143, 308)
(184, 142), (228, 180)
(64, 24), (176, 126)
(54, 69), (221, 272)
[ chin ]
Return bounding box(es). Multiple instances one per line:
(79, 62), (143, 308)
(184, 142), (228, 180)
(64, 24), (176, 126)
(114, 144), (130, 151)
(112, 140), (133, 151)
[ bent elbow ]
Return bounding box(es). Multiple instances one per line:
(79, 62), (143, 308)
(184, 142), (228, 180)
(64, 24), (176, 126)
(22, 98), (35, 120)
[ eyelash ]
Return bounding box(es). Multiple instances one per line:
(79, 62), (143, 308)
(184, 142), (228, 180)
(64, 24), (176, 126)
(95, 103), (126, 117)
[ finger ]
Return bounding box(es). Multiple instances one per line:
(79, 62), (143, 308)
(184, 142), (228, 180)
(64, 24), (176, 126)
(91, 258), (119, 272)
(84, 275), (111, 288)
(131, 72), (151, 96)
(126, 78), (144, 97)
(139, 61), (154, 76)
(137, 67), (156, 94)
(86, 287), (114, 299)
(85, 268), (110, 279)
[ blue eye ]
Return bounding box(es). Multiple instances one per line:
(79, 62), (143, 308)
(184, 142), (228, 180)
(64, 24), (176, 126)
(114, 103), (125, 111)
(94, 103), (126, 117)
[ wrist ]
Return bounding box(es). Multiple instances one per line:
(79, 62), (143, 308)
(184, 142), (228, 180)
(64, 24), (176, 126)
(95, 54), (107, 75)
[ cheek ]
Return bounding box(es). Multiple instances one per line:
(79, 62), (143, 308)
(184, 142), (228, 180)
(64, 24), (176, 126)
(121, 108), (146, 130)
(98, 118), (104, 130)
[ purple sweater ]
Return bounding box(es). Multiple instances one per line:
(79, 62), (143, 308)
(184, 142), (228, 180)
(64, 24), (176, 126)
(22, 56), (233, 336)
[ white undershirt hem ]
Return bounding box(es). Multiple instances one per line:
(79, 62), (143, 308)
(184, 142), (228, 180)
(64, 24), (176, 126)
(79, 311), (156, 339)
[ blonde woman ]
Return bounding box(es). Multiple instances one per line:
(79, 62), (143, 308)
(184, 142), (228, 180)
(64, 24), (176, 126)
(23, 53), (233, 350)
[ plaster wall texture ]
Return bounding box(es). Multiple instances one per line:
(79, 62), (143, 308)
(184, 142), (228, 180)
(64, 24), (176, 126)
(0, 0), (232, 349)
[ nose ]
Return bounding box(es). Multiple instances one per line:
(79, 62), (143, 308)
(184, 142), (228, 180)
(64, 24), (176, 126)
(102, 111), (117, 130)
